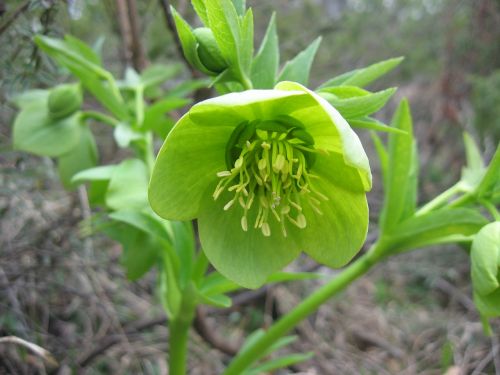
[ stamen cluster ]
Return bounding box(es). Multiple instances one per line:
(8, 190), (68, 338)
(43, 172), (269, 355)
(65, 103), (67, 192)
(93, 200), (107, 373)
(213, 116), (327, 237)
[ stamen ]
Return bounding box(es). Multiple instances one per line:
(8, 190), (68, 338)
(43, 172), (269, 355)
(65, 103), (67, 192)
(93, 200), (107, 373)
(214, 118), (327, 237)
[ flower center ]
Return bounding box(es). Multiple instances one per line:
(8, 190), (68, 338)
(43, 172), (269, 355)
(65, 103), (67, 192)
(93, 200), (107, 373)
(213, 116), (327, 237)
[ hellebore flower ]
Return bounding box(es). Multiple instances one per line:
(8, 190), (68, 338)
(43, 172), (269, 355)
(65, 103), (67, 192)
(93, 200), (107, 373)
(149, 82), (371, 288)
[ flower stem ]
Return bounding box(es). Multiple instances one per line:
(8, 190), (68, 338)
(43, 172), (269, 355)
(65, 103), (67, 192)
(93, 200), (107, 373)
(168, 285), (197, 375)
(222, 243), (387, 375)
(416, 182), (461, 215)
(81, 110), (120, 126)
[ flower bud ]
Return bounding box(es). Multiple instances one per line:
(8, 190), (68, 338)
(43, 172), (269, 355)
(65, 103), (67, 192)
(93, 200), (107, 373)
(48, 84), (82, 120)
(192, 27), (227, 74)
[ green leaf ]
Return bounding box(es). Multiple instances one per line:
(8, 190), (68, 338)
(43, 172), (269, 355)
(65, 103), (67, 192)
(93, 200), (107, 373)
(318, 57), (404, 89)
(13, 103), (82, 157)
(251, 13), (279, 89)
(460, 132), (486, 191)
(231, 0), (245, 15)
(239, 8), (254, 74)
(109, 210), (172, 245)
(72, 165), (116, 184)
(387, 208), (488, 252)
(205, 0), (241, 68)
(191, 0), (209, 25)
(245, 352), (314, 375)
(349, 117), (406, 134)
(142, 97), (190, 138)
(140, 63), (182, 89)
(106, 159), (149, 211)
(471, 222), (500, 296)
(103, 219), (160, 281)
(477, 144), (500, 198)
(371, 132), (389, 189)
(58, 126), (98, 189)
(320, 88), (396, 119)
(379, 99), (414, 232)
(266, 271), (322, 283)
(159, 250), (182, 317)
(11, 89), (49, 109)
(196, 290), (232, 308)
(64, 34), (102, 66)
(113, 123), (144, 148)
(170, 221), (196, 288)
(278, 37), (321, 86)
(35, 35), (128, 120)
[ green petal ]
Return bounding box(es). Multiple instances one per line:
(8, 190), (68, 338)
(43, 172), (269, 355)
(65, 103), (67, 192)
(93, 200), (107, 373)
(149, 114), (232, 220)
(189, 89), (315, 125)
(198, 184), (302, 289)
(300, 152), (369, 267)
(276, 81), (372, 191)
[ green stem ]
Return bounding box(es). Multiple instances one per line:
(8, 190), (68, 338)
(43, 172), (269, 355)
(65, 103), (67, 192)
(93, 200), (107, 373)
(81, 110), (120, 126)
(416, 182), (461, 215)
(135, 85), (145, 126)
(480, 199), (500, 221)
(168, 285), (197, 375)
(222, 243), (387, 375)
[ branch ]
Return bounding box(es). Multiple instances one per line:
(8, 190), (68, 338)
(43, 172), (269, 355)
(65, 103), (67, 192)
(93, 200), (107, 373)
(0, 0), (30, 36)
(0, 336), (58, 368)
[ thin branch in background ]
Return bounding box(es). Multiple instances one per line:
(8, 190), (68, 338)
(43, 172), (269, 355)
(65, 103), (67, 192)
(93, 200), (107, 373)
(116, 0), (134, 68)
(194, 307), (238, 356)
(0, 336), (59, 369)
(125, 0), (147, 71)
(0, 0), (30, 36)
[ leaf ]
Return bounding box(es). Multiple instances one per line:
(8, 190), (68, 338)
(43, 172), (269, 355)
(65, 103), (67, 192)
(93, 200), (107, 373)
(239, 8), (254, 74)
(205, 0), (241, 68)
(109, 210), (172, 245)
(319, 85), (370, 98)
(349, 117), (406, 134)
(35, 35), (128, 120)
(113, 123), (144, 148)
(251, 13), (279, 89)
(11, 89), (49, 109)
(192, 0), (209, 25)
(64, 34), (102, 65)
(106, 159), (149, 211)
(231, 0), (246, 15)
(460, 132), (486, 191)
(58, 126), (98, 189)
(320, 88), (396, 119)
(278, 37), (321, 86)
(196, 291), (232, 308)
(140, 63), (182, 89)
(13, 103), (82, 157)
(387, 208), (488, 252)
(379, 99), (414, 232)
(471, 222), (500, 296)
(159, 250), (182, 317)
(477, 144), (500, 198)
(318, 57), (404, 89)
(170, 221), (196, 288)
(103, 219), (161, 281)
(266, 271), (322, 283)
(142, 97), (190, 138)
(371, 132), (389, 189)
(245, 353), (314, 375)
(72, 165), (116, 184)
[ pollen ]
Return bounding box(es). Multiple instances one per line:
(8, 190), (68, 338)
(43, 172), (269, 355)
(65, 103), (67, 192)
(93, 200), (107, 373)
(213, 117), (327, 237)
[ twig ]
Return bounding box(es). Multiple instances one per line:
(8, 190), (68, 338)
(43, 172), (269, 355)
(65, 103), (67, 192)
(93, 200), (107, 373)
(125, 0), (147, 71)
(0, 0), (29, 36)
(0, 336), (58, 368)
(194, 307), (238, 356)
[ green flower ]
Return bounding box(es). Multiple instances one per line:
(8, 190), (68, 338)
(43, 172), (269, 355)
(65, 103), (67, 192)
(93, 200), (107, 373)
(149, 82), (371, 288)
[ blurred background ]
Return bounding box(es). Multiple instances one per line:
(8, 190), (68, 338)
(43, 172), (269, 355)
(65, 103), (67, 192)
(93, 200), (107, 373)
(1, 0), (499, 373)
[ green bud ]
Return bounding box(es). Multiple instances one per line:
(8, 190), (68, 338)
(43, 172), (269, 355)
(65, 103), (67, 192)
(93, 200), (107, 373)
(48, 84), (82, 120)
(192, 27), (227, 74)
